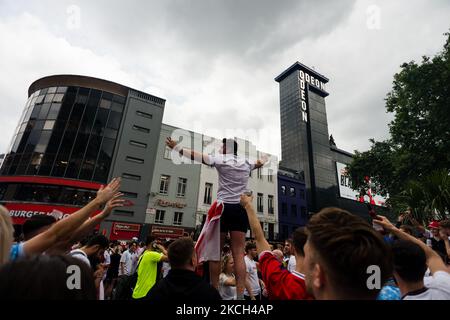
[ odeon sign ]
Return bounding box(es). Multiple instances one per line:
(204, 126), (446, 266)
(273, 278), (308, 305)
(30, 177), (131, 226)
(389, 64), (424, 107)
(298, 70), (327, 123)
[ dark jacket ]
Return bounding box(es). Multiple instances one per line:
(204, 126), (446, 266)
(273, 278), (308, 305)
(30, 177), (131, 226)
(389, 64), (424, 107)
(145, 268), (221, 301)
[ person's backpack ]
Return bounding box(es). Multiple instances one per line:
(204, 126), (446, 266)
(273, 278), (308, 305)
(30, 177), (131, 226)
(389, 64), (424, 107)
(112, 253), (145, 300)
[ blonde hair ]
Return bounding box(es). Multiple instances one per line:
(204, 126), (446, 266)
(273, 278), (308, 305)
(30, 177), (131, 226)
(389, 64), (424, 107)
(221, 254), (233, 274)
(0, 205), (14, 265)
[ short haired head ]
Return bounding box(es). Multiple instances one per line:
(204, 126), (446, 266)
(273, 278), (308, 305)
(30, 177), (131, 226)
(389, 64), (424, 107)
(392, 240), (427, 283)
(22, 215), (56, 241)
(85, 234), (109, 257)
(292, 227), (307, 257)
(0, 254), (96, 299)
(304, 207), (392, 300)
(168, 237), (196, 270)
(221, 138), (238, 156)
(272, 249), (284, 262)
(146, 235), (156, 246)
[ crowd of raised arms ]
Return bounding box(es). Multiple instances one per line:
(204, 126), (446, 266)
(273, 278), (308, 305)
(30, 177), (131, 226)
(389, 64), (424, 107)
(0, 138), (449, 300)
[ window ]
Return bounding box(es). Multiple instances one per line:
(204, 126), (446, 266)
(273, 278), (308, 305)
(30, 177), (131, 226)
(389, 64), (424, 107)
(268, 169), (273, 183)
(257, 168), (262, 180)
(155, 210), (165, 224)
(122, 173), (141, 181)
(43, 120), (55, 130)
(132, 125), (150, 134)
(136, 110), (152, 119)
(126, 156), (144, 164)
(173, 212), (183, 226)
(299, 189), (305, 199)
(281, 185), (286, 195)
(164, 146), (171, 160)
(204, 183), (212, 204)
(301, 207), (307, 218)
(290, 187), (296, 197)
(159, 175), (170, 194)
(281, 202), (287, 216)
(257, 193), (264, 213)
(268, 195), (274, 214)
(177, 178), (187, 197)
(291, 204), (297, 217)
(129, 140), (147, 148)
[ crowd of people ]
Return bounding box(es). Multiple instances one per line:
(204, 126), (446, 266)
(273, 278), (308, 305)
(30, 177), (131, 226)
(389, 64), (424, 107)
(0, 138), (449, 301)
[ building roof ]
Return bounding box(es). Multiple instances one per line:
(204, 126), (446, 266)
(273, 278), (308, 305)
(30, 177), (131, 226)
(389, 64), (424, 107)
(274, 61), (329, 83)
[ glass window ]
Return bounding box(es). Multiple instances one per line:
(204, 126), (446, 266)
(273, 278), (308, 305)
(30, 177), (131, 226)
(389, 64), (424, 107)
(35, 131), (52, 153)
(93, 138), (115, 182)
(44, 94), (55, 103)
(257, 193), (264, 213)
(299, 189), (305, 199)
(103, 128), (118, 139)
(290, 187), (296, 197)
(53, 93), (64, 103)
(257, 168), (262, 180)
(177, 178), (187, 197)
(47, 87), (57, 94)
(30, 105), (42, 120)
(40, 88), (49, 95)
(204, 183), (212, 204)
(291, 204), (297, 217)
(268, 169), (273, 183)
(35, 95), (45, 105)
(163, 147), (171, 160)
(65, 133), (90, 178)
(268, 195), (274, 214)
(26, 153), (45, 175)
(47, 103), (61, 120)
(43, 120), (55, 130)
(56, 86), (67, 94)
(281, 185), (286, 195)
(301, 206), (307, 218)
(155, 210), (165, 224)
(106, 111), (122, 130)
(111, 102), (124, 113)
(281, 202), (287, 215)
(94, 108), (109, 129)
(99, 99), (111, 109)
(173, 212), (183, 226)
(37, 153), (55, 176)
(159, 175), (170, 195)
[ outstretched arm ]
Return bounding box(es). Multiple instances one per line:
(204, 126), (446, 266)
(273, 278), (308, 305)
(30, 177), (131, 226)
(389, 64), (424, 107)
(374, 215), (448, 275)
(254, 154), (269, 170)
(166, 137), (212, 165)
(240, 194), (271, 254)
(23, 178), (121, 256)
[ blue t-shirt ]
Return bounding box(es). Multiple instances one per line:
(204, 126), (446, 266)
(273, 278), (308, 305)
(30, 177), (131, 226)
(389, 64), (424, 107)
(10, 242), (25, 261)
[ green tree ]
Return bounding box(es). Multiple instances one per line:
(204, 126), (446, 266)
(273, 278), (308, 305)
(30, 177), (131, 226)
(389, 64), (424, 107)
(347, 32), (450, 219)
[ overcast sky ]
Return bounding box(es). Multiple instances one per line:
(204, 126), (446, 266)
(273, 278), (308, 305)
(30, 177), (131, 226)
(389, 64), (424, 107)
(0, 0), (449, 158)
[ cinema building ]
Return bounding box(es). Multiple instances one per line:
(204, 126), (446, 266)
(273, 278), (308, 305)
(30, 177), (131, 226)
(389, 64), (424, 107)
(275, 62), (386, 219)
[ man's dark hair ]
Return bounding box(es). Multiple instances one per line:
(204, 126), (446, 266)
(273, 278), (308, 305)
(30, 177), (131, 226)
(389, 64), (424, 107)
(22, 215), (56, 240)
(392, 240), (427, 283)
(168, 237), (194, 269)
(306, 207), (392, 300)
(245, 242), (256, 253)
(222, 138), (238, 156)
(292, 227), (307, 257)
(146, 235), (156, 246)
(0, 255), (96, 299)
(86, 234), (109, 249)
(440, 219), (450, 229)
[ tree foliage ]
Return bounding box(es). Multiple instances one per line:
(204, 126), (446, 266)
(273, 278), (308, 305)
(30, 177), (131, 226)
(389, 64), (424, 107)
(347, 31), (450, 219)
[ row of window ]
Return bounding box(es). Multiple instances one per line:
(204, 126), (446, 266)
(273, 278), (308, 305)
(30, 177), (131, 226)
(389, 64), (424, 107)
(155, 210), (183, 225)
(280, 185), (306, 199)
(280, 202), (307, 217)
(256, 193), (275, 214)
(159, 175), (188, 197)
(0, 183), (97, 207)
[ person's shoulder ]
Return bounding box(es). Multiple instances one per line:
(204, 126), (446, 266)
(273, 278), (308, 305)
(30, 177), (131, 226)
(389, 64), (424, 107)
(430, 271), (450, 287)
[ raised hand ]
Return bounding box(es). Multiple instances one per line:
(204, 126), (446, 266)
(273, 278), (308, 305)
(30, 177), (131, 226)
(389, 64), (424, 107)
(240, 193), (254, 209)
(96, 178), (121, 205)
(373, 215), (395, 232)
(102, 192), (125, 217)
(165, 137), (178, 149)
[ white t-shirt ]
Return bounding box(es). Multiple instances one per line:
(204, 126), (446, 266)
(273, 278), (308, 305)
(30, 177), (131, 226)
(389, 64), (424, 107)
(287, 255), (296, 273)
(162, 262), (171, 278)
(119, 250), (138, 276)
(219, 273), (237, 300)
(244, 255), (261, 296)
(104, 250), (111, 265)
(69, 249), (91, 268)
(207, 154), (255, 204)
(404, 271), (450, 300)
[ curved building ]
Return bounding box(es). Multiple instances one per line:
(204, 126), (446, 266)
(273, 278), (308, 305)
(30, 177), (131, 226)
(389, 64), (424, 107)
(0, 75), (165, 239)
